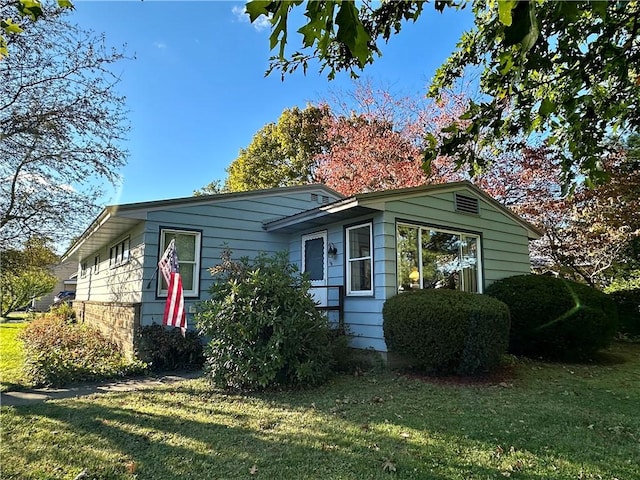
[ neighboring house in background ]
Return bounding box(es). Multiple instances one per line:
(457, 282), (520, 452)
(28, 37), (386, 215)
(61, 182), (541, 358)
(32, 261), (78, 311)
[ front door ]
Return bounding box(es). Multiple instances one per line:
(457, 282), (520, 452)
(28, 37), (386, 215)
(301, 231), (327, 306)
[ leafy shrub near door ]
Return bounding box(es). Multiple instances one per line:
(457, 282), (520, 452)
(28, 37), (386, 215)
(382, 289), (510, 375)
(196, 251), (335, 390)
(485, 275), (618, 360)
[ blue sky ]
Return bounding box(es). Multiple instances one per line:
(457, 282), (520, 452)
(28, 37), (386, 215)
(69, 1), (474, 205)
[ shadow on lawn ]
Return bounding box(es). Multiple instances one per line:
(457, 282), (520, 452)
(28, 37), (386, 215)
(3, 344), (639, 479)
(2, 396), (511, 480)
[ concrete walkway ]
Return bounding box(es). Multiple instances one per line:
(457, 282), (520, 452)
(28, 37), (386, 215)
(0, 371), (202, 407)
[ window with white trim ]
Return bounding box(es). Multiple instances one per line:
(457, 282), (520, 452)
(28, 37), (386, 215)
(158, 228), (201, 297)
(80, 261), (88, 278)
(397, 223), (482, 293)
(109, 237), (130, 267)
(346, 223), (373, 296)
(93, 255), (100, 274)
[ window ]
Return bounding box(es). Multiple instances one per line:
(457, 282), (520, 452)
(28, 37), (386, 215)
(158, 228), (201, 297)
(397, 223), (481, 293)
(346, 223), (373, 295)
(93, 255), (100, 274)
(80, 261), (88, 278)
(109, 237), (130, 267)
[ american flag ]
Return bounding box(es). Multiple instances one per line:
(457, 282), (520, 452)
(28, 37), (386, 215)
(158, 238), (186, 334)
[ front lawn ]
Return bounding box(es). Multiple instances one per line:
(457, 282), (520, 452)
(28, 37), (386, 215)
(1, 342), (638, 480)
(0, 321), (27, 391)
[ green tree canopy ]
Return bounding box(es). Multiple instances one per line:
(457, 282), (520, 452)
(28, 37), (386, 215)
(247, 0), (640, 183)
(222, 105), (330, 192)
(1, 236), (59, 276)
(1, 235), (59, 316)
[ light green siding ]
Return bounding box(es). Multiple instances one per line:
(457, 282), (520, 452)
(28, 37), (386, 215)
(76, 222), (146, 304)
(287, 188), (533, 353)
(138, 189), (339, 326)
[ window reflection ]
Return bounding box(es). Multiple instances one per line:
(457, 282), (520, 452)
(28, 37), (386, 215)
(397, 224), (480, 293)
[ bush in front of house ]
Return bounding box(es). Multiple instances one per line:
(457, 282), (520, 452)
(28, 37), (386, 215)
(382, 289), (510, 375)
(196, 251), (335, 391)
(20, 313), (146, 387)
(607, 288), (640, 338)
(485, 275), (618, 360)
(135, 324), (205, 372)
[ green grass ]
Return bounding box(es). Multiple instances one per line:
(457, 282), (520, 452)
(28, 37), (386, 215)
(1, 342), (639, 480)
(0, 321), (27, 391)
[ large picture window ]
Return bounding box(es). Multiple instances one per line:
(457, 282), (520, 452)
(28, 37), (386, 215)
(158, 228), (201, 297)
(346, 223), (373, 296)
(397, 223), (481, 293)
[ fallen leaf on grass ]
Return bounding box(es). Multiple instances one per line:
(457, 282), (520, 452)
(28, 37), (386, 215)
(125, 461), (137, 474)
(382, 458), (397, 473)
(249, 464), (258, 475)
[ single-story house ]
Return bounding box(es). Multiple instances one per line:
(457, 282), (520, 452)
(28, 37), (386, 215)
(61, 181), (541, 358)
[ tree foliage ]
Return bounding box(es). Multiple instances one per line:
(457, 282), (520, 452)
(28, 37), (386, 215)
(1, 236), (59, 316)
(314, 83), (469, 195)
(223, 105), (329, 192)
(1, 0), (74, 58)
(1, 236), (59, 276)
(247, 0), (640, 182)
(1, 268), (56, 316)
(0, 9), (129, 249)
(539, 136), (640, 287)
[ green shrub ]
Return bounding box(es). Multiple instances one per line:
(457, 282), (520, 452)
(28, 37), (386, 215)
(485, 275), (618, 360)
(382, 289), (510, 375)
(48, 302), (76, 321)
(608, 288), (640, 337)
(20, 314), (146, 387)
(135, 324), (204, 372)
(196, 251), (334, 390)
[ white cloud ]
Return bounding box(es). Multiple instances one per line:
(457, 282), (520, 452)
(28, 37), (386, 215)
(232, 5), (271, 32)
(153, 41), (167, 49)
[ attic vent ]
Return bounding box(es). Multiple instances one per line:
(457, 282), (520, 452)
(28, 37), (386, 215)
(455, 193), (480, 215)
(311, 194), (330, 204)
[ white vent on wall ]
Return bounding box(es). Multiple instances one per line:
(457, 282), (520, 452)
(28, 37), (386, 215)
(455, 193), (480, 215)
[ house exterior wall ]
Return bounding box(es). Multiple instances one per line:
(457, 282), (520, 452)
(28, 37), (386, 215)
(73, 300), (140, 360)
(288, 211), (389, 352)
(137, 189), (341, 327)
(288, 188), (532, 353)
(75, 222), (146, 304)
(383, 190), (532, 286)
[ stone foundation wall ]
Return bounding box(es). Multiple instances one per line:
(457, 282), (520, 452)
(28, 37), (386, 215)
(73, 301), (141, 360)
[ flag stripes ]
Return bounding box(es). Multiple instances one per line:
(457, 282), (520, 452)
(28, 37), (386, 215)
(158, 239), (186, 334)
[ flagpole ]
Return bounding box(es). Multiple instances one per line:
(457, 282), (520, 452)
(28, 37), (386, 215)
(145, 266), (159, 289)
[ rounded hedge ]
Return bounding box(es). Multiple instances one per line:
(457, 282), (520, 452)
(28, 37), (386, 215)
(607, 288), (640, 337)
(485, 275), (618, 360)
(382, 289), (510, 375)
